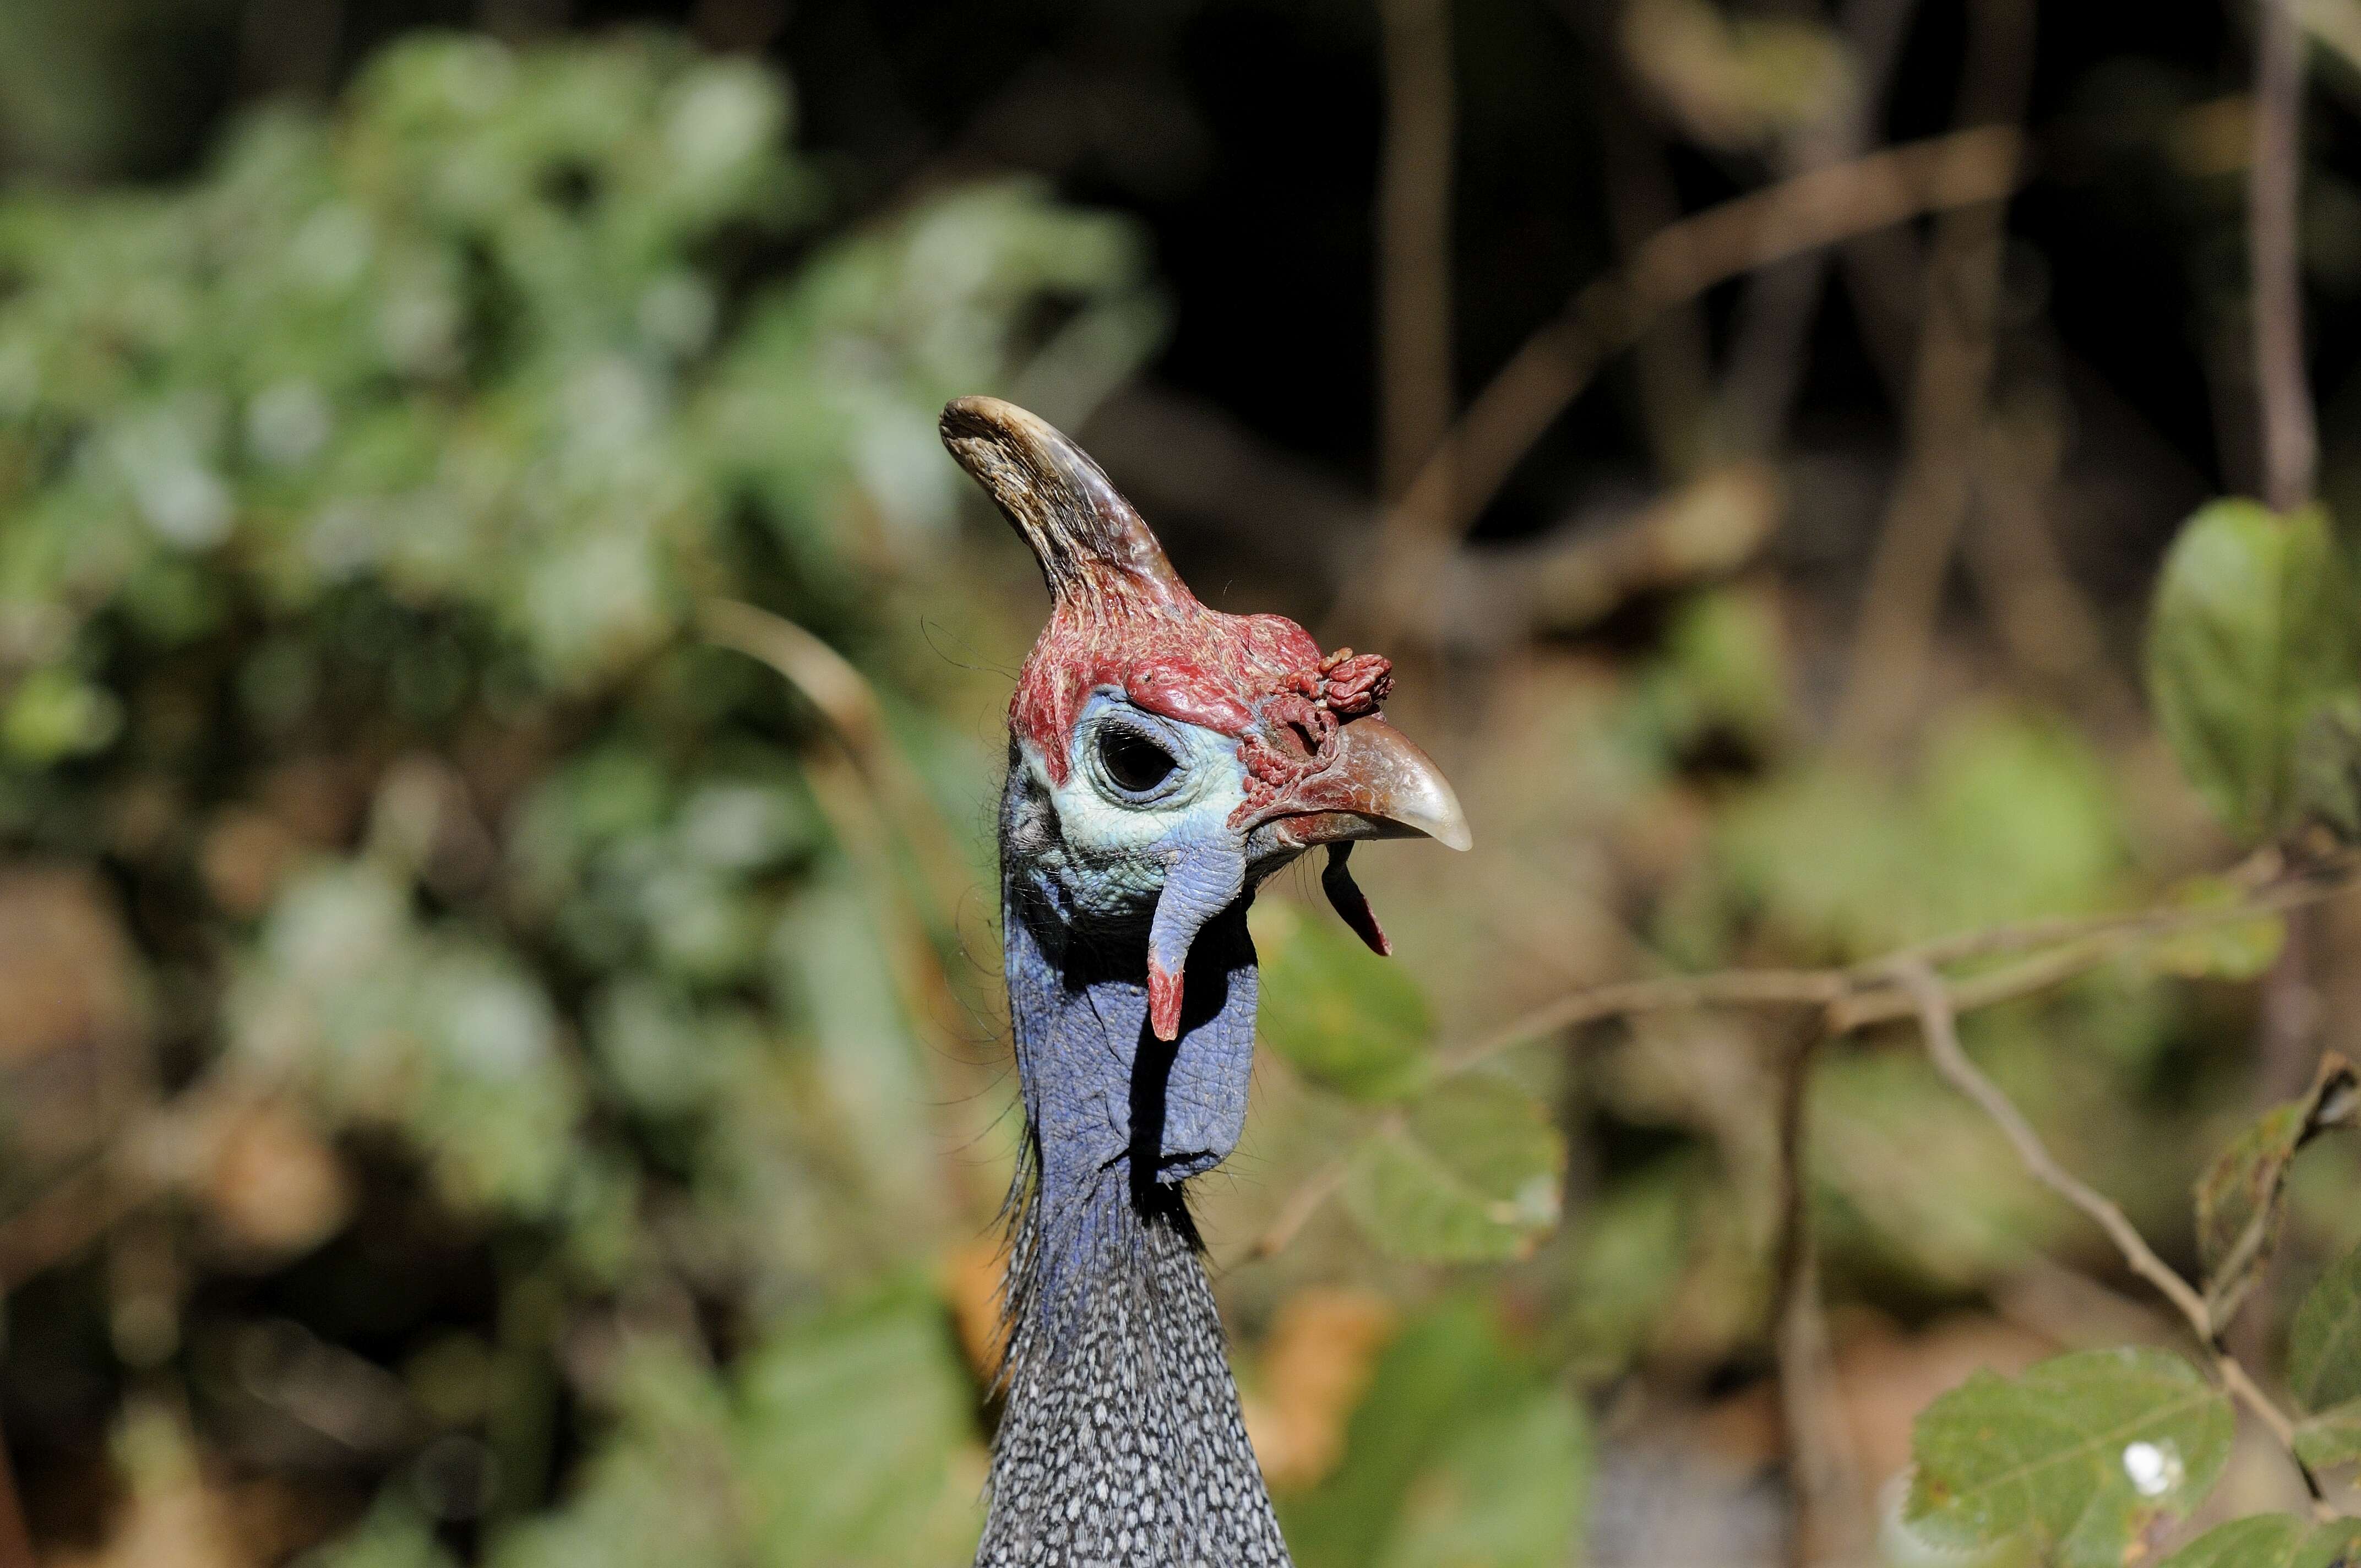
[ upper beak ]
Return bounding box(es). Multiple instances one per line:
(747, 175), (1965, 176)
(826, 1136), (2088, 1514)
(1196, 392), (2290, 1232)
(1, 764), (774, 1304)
(1238, 712), (1469, 962)
(1250, 714), (1472, 853)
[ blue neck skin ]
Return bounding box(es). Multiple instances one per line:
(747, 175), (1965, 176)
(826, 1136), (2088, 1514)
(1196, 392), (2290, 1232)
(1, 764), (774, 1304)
(993, 755), (1264, 1338)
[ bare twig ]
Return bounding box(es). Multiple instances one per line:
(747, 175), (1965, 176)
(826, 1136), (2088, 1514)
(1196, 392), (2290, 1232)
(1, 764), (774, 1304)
(2253, 0), (2318, 514)
(1894, 960), (2210, 1329)
(1337, 124), (2030, 635)
(1435, 968), (1845, 1076)
(1375, 0), (1457, 510)
(1894, 960), (2330, 1507)
(1435, 850), (2353, 1077)
(1715, 0), (1925, 457)
(2244, 0), (2327, 1381)
(1770, 1030), (1868, 1567)
(1245, 1144), (1366, 1264)
(1254, 856), (2359, 1258)
(1830, 0), (2036, 756)
(701, 600), (976, 938)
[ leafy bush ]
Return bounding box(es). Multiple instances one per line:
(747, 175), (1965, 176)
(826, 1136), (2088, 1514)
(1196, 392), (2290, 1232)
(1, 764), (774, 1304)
(0, 28), (1154, 1562)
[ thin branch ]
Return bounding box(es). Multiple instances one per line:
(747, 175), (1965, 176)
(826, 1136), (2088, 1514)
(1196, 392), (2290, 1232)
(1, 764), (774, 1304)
(701, 600), (976, 939)
(1434, 851), (2354, 1079)
(1715, 0), (1925, 457)
(1894, 960), (2329, 1505)
(1770, 1030), (1868, 1568)
(1435, 968), (1844, 1077)
(1337, 124), (2028, 634)
(1245, 1145), (1363, 1264)
(1894, 960), (2210, 1329)
(2243, 0), (2326, 1390)
(1830, 0), (2036, 756)
(2253, 0), (2318, 514)
(1254, 856), (2359, 1260)
(1375, 0), (1457, 506)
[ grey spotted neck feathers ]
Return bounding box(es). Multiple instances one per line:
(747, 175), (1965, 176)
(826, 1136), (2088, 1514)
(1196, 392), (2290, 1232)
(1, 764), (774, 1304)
(978, 760), (1290, 1567)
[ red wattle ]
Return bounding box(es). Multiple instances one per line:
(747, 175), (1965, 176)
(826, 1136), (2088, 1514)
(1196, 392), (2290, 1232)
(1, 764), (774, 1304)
(1147, 958), (1184, 1041)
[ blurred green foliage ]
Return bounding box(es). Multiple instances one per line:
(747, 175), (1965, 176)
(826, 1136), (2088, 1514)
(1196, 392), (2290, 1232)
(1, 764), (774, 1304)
(0, 28), (1155, 1564)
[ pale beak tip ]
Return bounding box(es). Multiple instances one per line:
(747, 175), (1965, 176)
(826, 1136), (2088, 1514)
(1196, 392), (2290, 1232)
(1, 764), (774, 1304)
(1389, 766), (1473, 852)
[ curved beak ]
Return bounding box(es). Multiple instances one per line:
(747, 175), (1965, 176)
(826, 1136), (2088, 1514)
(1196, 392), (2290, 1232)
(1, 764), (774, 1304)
(1239, 714), (1469, 963)
(1250, 715), (1472, 853)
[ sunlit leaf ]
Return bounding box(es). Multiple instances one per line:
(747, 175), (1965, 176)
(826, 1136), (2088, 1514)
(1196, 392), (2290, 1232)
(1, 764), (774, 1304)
(1341, 1074), (1564, 1263)
(2159, 1515), (2361, 1568)
(2145, 500), (2361, 843)
(1905, 1348), (2235, 1567)
(1252, 898), (1434, 1101)
(1619, 0), (1854, 151)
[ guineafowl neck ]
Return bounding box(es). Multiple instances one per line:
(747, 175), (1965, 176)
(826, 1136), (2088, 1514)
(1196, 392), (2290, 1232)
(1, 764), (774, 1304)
(978, 869), (1292, 1568)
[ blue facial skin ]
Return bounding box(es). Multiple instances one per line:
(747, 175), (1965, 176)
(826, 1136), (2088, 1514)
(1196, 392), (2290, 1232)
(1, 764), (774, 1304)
(998, 691), (1302, 1331)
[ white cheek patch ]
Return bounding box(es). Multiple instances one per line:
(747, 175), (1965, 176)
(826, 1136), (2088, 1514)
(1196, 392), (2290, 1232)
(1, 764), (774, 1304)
(1015, 716), (1248, 904)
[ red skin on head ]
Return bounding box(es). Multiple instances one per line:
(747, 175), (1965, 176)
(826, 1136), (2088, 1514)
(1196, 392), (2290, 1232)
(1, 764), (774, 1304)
(1011, 597), (1326, 785)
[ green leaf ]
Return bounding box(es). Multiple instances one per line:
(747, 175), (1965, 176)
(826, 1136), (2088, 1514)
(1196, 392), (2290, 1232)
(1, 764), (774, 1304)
(1341, 1074), (1564, 1262)
(735, 1282), (985, 1562)
(2290, 1243), (2361, 1470)
(1905, 1348), (2235, 1568)
(2293, 1404), (2361, 1472)
(2194, 1055), (2360, 1323)
(1252, 898), (1435, 1100)
(1, 666), (123, 762)
(1282, 1299), (1590, 1568)
(2291, 1242), (2361, 1413)
(1376, 1387), (1590, 1568)
(2145, 499), (2361, 842)
(2159, 1516), (2361, 1568)
(2292, 695), (2361, 841)
(2296, 1522), (2361, 1567)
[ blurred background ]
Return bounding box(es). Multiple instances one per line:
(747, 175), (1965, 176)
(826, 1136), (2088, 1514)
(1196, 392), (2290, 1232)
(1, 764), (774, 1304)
(2, 1), (2359, 1564)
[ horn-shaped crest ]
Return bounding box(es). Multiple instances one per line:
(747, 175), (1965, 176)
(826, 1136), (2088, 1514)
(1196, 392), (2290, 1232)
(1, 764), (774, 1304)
(939, 396), (1195, 612)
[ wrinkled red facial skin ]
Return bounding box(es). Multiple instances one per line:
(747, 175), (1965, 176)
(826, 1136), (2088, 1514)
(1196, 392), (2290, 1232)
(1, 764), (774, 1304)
(1011, 586), (1393, 821)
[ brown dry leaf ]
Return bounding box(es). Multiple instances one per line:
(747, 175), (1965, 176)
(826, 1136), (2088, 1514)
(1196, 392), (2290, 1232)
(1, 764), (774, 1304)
(200, 1100), (352, 1262)
(1241, 1288), (1397, 1492)
(258, 755), (371, 850)
(0, 867), (146, 1068)
(198, 809), (300, 920)
(940, 1234), (1008, 1378)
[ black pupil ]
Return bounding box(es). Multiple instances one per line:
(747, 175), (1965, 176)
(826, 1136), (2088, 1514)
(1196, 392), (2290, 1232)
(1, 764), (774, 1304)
(1100, 729), (1178, 793)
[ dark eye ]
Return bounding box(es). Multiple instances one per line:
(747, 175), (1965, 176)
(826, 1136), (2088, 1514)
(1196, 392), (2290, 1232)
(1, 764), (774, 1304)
(1098, 728), (1179, 794)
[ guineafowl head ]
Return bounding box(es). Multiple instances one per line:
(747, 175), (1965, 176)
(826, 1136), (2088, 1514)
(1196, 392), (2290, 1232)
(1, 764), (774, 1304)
(942, 396), (1467, 1567)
